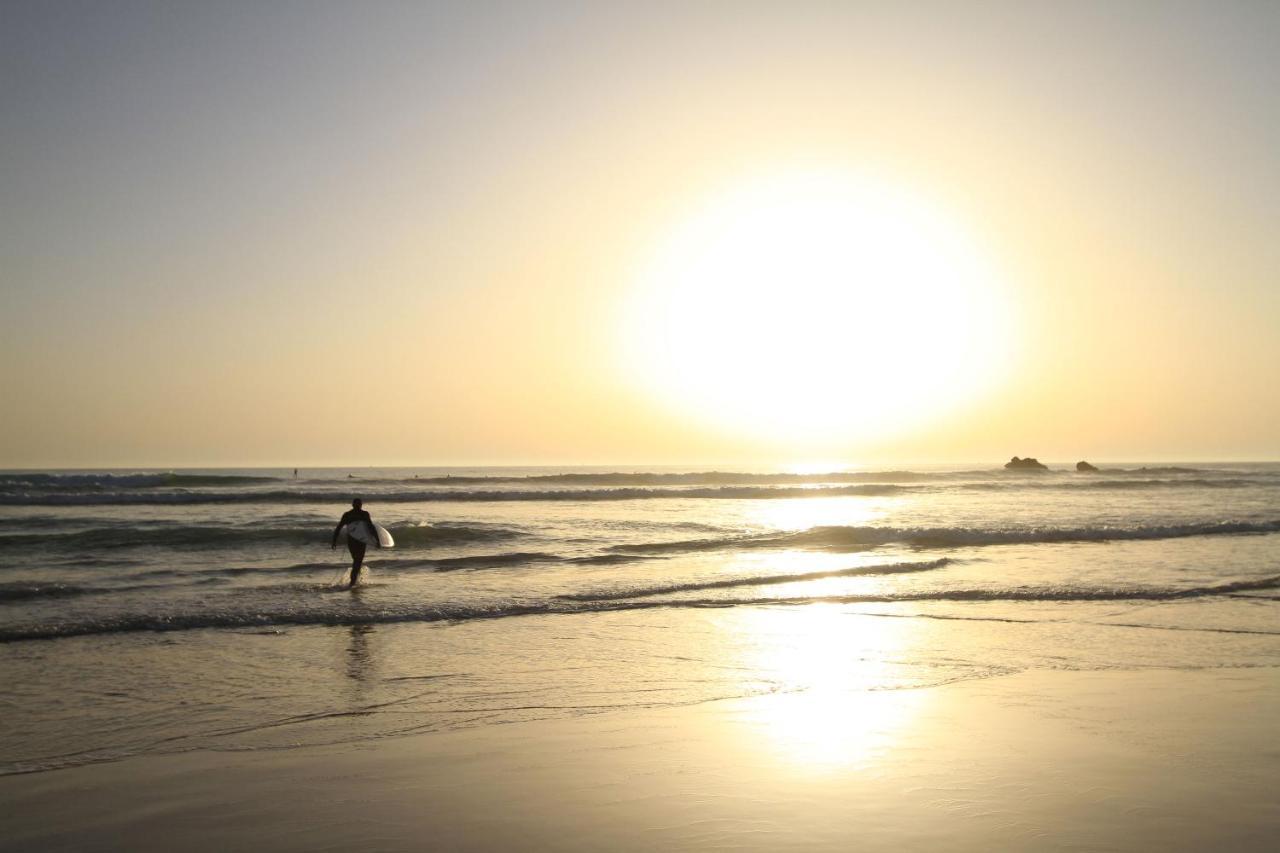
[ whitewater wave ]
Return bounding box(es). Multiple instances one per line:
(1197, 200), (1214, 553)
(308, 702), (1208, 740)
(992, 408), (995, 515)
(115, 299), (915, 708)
(0, 473), (277, 489)
(7, 518), (1276, 569)
(0, 582), (99, 602)
(6, 464), (1271, 495)
(0, 581), (179, 602)
(424, 552), (562, 572)
(960, 477), (1259, 492)
(14, 552), (619, 594)
(566, 553), (668, 566)
(354, 466), (1254, 485)
(0, 469), (960, 490)
(0, 522), (526, 550)
(9, 518), (1273, 558)
(4, 574), (1277, 643)
(398, 470), (955, 486)
(0, 484), (911, 506)
(609, 520), (1280, 555)
(4, 469), (1272, 507)
(560, 558), (954, 601)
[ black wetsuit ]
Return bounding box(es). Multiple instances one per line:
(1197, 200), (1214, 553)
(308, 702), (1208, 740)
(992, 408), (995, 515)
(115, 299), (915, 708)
(333, 508), (375, 585)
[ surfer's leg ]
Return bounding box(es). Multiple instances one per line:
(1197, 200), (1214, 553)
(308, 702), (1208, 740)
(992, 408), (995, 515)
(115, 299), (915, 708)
(348, 541), (367, 587)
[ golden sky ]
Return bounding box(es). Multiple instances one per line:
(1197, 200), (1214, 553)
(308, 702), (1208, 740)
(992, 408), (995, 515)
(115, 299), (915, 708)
(2, 3), (1277, 467)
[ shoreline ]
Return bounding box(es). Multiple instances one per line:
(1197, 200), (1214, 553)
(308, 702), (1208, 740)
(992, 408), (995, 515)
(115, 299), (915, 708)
(3, 666), (1276, 852)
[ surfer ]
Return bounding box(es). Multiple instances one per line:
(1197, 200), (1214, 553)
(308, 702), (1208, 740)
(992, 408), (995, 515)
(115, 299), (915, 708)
(331, 498), (380, 588)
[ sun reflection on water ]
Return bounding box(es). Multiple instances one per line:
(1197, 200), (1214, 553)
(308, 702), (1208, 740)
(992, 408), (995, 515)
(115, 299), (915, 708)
(728, 605), (929, 773)
(744, 495), (896, 536)
(782, 461), (850, 476)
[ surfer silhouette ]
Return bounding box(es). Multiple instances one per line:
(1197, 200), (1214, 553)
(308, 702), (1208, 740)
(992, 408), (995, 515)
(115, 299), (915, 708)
(332, 498), (380, 588)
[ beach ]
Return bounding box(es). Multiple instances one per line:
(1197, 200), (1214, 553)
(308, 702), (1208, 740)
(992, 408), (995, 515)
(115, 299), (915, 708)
(2, 464), (1278, 849)
(8, 3), (1280, 849)
(3, 664), (1276, 852)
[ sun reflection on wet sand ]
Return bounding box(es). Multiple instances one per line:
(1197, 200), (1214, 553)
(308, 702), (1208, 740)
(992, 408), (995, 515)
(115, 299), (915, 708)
(726, 605), (929, 773)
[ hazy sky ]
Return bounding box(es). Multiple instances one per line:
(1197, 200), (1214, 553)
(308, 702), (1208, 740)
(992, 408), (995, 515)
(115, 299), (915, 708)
(3, 1), (1278, 467)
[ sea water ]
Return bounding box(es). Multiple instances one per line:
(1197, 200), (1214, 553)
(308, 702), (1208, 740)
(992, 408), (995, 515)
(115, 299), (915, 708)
(1, 463), (1277, 775)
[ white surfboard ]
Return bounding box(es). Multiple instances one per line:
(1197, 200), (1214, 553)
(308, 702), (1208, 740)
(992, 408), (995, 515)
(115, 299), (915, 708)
(337, 521), (395, 548)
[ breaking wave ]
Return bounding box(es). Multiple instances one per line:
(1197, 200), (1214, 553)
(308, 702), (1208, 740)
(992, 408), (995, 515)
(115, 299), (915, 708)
(0, 522), (526, 550)
(342, 466), (1229, 485)
(560, 558), (954, 601)
(422, 552), (562, 572)
(4, 574), (1277, 643)
(0, 582), (97, 602)
(609, 520), (1280, 555)
(8, 518), (1274, 560)
(0, 473), (277, 489)
(0, 484), (910, 506)
(961, 478), (1258, 492)
(3, 466), (1272, 507)
(0, 581), (174, 602)
(400, 470), (954, 486)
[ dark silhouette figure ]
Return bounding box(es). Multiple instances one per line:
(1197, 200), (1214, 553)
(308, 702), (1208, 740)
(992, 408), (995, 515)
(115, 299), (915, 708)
(332, 498), (380, 588)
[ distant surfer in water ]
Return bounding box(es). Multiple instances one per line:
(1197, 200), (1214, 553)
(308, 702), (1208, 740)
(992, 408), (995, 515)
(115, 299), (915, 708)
(332, 498), (380, 588)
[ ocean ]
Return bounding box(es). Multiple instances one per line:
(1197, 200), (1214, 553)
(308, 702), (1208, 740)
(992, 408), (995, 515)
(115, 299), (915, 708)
(2, 463), (1278, 777)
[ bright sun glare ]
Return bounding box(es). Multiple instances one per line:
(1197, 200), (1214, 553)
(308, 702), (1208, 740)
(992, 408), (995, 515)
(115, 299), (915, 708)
(624, 169), (1014, 447)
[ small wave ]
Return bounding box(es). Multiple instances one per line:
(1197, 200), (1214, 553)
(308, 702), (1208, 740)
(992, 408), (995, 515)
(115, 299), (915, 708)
(153, 473), (280, 487)
(0, 516), (141, 530)
(1075, 478), (1258, 490)
(9, 519), (1271, 561)
(0, 522), (524, 551)
(4, 574), (1276, 643)
(128, 552), (559, 581)
(959, 478), (1261, 492)
(560, 558), (953, 601)
(428, 552), (562, 572)
(391, 523), (526, 546)
(0, 484), (908, 506)
(7, 469), (1272, 507)
(51, 555), (144, 568)
(0, 581), (172, 602)
(0, 603), (562, 642)
(609, 520), (1280, 555)
(0, 526), (308, 550)
(134, 562), (338, 580)
(399, 470), (947, 486)
(566, 553), (668, 566)
(0, 472), (279, 490)
(0, 582), (94, 602)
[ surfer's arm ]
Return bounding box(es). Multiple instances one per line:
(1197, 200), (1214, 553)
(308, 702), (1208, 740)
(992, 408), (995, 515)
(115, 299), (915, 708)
(331, 517), (347, 548)
(366, 513), (382, 547)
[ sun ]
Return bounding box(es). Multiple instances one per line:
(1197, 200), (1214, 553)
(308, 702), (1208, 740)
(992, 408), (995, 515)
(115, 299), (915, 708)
(621, 169), (1014, 448)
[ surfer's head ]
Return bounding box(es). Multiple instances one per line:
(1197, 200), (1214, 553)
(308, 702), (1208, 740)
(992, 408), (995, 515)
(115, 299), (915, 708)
(352, 498), (363, 509)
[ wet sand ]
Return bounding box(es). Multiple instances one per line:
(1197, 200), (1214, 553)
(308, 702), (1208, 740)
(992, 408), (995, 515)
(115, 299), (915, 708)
(3, 667), (1276, 852)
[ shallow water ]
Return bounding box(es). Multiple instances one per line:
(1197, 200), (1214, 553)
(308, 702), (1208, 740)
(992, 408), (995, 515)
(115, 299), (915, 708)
(2, 462), (1278, 774)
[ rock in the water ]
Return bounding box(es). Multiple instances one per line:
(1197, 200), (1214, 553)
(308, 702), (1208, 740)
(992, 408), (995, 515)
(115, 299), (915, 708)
(1005, 456), (1049, 471)
(1076, 460), (1099, 472)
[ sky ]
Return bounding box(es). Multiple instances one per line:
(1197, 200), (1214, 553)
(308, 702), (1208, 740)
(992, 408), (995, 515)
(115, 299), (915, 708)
(2, 1), (1278, 467)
